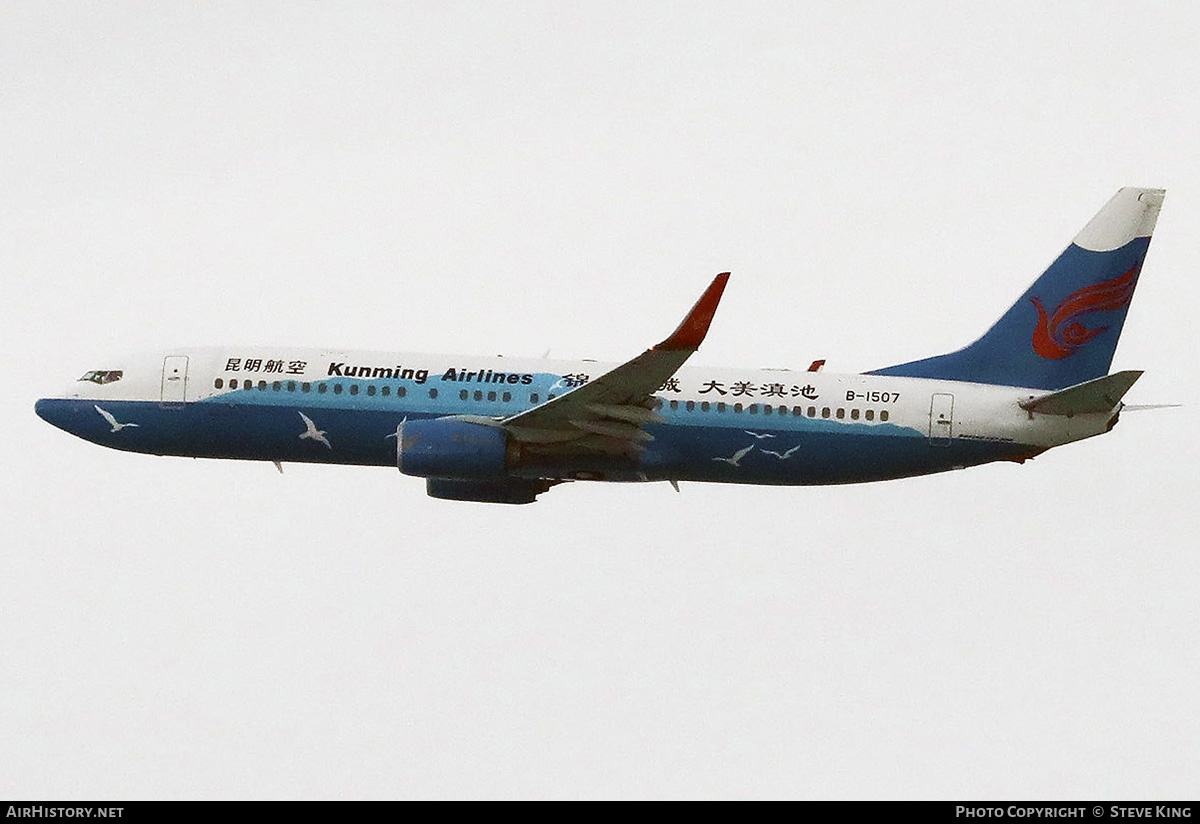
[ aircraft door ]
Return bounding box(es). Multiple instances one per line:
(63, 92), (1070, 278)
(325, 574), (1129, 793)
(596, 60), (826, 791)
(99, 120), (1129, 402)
(161, 356), (189, 404)
(929, 393), (953, 446)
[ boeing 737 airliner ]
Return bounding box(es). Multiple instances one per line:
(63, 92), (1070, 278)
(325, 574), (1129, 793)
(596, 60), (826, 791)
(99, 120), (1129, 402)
(37, 188), (1165, 503)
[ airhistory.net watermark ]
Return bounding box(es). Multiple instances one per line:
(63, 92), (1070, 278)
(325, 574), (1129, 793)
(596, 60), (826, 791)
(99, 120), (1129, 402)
(6, 808), (123, 819)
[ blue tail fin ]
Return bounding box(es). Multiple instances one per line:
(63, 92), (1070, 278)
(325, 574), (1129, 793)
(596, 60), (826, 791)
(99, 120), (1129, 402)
(868, 188), (1164, 390)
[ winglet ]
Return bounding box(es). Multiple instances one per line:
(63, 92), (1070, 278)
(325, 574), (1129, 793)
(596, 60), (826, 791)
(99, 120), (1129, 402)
(655, 272), (730, 351)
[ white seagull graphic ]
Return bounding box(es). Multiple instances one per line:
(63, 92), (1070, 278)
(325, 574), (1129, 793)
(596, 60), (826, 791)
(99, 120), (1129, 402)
(298, 412), (332, 449)
(743, 430), (776, 440)
(94, 405), (139, 432)
(761, 444), (802, 460)
(713, 444), (755, 466)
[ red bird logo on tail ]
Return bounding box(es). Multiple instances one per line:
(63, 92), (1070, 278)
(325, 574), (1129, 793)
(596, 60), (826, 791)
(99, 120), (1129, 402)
(1031, 266), (1140, 359)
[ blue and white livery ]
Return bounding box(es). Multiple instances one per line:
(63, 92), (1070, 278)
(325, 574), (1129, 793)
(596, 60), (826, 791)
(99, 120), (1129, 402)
(37, 188), (1166, 503)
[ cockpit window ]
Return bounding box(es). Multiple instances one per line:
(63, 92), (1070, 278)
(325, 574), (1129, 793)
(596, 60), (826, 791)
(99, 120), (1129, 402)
(78, 370), (123, 385)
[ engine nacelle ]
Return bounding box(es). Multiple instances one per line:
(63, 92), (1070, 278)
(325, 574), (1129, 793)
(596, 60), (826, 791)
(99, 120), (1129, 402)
(425, 477), (554, 505)
(397, 418), (510, 479)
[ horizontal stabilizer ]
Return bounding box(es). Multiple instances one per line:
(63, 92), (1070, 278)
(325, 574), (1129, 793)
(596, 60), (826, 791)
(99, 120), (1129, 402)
(1018, 370), (1142, 416)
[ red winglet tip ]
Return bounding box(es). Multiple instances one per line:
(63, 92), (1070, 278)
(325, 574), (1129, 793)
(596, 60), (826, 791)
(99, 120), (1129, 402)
(656, 272), (730, 351)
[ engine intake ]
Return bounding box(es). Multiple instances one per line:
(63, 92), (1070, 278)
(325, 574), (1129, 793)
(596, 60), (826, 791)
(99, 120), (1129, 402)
(396, 418), (510, 479)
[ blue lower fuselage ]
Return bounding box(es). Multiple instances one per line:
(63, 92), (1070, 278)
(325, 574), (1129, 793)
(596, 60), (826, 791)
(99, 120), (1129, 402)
(35, 391), (1033, 486)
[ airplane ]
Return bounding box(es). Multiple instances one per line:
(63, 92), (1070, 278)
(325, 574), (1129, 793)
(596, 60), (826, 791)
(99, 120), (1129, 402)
(36, 187), (1167, 504)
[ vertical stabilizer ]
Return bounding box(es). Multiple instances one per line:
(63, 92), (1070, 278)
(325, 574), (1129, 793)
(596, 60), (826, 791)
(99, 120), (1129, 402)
(869, 188), (1163, 390)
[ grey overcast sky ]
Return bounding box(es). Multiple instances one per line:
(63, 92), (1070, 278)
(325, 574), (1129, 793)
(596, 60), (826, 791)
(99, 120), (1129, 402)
(3, 2), (1198, 799)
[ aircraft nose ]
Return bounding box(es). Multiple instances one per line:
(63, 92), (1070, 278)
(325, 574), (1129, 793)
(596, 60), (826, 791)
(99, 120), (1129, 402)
(35, 398), (81, 433)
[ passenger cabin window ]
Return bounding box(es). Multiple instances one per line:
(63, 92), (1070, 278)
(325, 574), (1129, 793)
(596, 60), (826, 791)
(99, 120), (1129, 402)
(214, 378), (223, 389)
(880, 410), (889, 422)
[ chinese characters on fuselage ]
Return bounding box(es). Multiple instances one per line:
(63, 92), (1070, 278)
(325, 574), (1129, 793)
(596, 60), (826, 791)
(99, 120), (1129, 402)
(225, 357), (307, 375)
(659, 378), (819, 400)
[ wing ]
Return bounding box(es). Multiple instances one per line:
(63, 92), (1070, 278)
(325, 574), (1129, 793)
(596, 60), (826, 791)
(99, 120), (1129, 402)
(501, 272), (730, 457)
